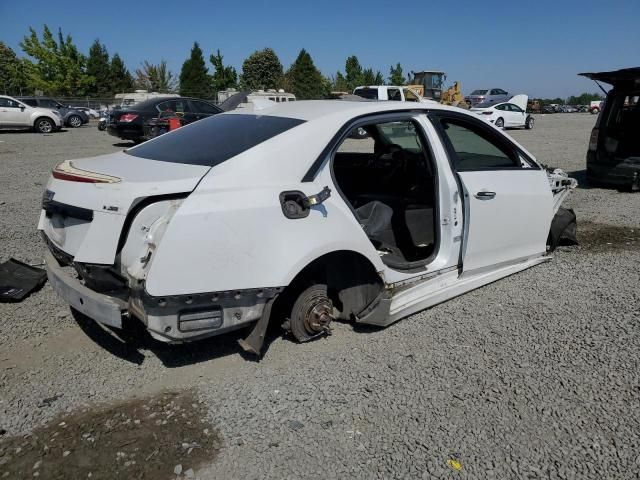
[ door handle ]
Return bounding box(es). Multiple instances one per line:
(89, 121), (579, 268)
(475, 191), (496, 199)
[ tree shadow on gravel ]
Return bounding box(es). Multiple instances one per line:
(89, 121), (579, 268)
(0, 390), (222, 480)
(72, 309), (284, 367)
(576, 221), (639, 252)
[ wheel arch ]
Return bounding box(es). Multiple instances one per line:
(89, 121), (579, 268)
(282, 249), (385, 321)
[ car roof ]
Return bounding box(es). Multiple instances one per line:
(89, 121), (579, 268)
(225, 99), (455, 122)
(129, 96), (216, 110)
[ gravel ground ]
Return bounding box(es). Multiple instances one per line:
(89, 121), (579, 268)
(1, 114), (639, 479)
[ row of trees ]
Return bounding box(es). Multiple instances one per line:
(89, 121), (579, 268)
(1, 25), (414, 100)
(179, 44), (408, 100)
(536, 93), (603, 106)
(1, 26), (135, 97)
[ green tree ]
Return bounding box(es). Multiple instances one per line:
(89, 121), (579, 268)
(135, 60), (177, 93)
(332, 72), (348, 92)
(389, 63), (406, 85)
(240, 48), (283, 90)
(179, 42), (210, 97)
(0, 42), (27, 95)
(345, 55), (363, 91)
(285, 49), (327, 99)
(567, 92), (603, 105)
(86, 40), (111, 97)
(20, 25), (89, 95)
(210, 49), (237, 93)
(110, 53), (134, 94)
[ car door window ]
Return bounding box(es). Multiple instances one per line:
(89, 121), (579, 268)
(40, 99), (58, 108)
(387, 88), (401, 101)
(495, 104), (507, 111)
(0, 98), (21, 108)
(509, 104), (523, 113)
(21, 99), (37, 107)
(437, 117), (520, 170)
(189, 101), (220, 114)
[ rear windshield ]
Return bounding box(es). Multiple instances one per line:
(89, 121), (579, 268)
(354, 88), (379, 100)
(470, 90), (488, 95)
(126, 114), (305, 166)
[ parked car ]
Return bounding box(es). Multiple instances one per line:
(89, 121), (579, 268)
(353, 86), (425, 102)
(106, 97), (223, 143)
(39, 100), (577, 355)
(470, 95), (534, 129)
(18, 97), (89, 128)
(464, 88), (509, 106)
(589, 100), (603, 114)
(580, 67), (640, 190)
(0, 95), (63, 133)
(541, 105), (557, 114)
(72, 106), (100, 119)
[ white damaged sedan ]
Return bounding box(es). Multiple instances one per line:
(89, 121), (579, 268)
(471, 94), (534, 129)
(39, 100), (576, 355)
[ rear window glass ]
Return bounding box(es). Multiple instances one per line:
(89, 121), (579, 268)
(470, 90), (488, 95)
(126, 114), (305, 166)
(354, 88), (379, 100)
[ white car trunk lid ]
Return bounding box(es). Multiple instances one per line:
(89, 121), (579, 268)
(39, 150), (210, 264)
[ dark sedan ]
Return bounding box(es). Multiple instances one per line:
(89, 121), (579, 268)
(106, 97), (222, 143)
(18, 97), (89, 128)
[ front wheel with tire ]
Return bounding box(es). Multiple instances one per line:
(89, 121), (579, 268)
(68, 114), (82, 128)
(34, 117), (54, 134)
(288, 284), (334, 342)
(495, 117), (504, 128)
(525, 116), (534, 129)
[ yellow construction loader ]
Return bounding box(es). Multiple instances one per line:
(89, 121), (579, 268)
(408, 71), (469, 109)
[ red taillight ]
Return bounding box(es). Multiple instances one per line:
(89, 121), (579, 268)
(52, 170), (106, 183)
(119, 113), (138, 122)
(52, 161), (121, 184)
(588, 128), (599, 151)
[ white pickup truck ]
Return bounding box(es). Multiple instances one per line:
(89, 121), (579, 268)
(353, 85), (427, 102)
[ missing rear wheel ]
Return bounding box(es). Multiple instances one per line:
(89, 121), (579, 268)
(289, 284), (334, 342)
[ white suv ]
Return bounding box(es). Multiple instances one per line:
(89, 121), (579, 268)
(0, 95), (63, 133)
(353, 85), (426, 102)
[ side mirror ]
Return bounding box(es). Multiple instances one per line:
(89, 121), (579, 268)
(20, 106), (25, 111)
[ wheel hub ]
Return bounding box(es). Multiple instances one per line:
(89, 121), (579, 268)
(304, 297), (333, 335)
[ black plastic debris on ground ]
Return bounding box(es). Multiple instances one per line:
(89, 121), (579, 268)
(0, 258), (47, 302)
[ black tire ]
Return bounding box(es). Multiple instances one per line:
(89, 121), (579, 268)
(525, 116), (534, 130)
(289, 284), (334, 342)
(34, 117), (54, 134)
(97, 121), (106, 131)
(68, 114), (82, 128)
(132, 137), (144, 145)
(495, 117), (504, 128)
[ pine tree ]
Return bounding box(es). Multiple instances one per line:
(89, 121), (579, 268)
(110, 53), (134, 94)
(388, 63), (406, 85)
(285, 49), (326, 99)
(86, 40), (111, 97)
(344, 55), (363, 91)
(210, 49), (237, 94)
(179, 42), (210, 97)
(240, 48), (283, 90)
